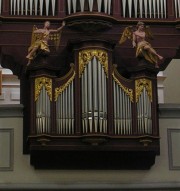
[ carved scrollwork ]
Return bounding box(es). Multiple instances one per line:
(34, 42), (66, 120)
(54, 71), (76, 101)
(35, 77), (52, 102)
(135, 78), (152, 102)
(79, 49), (108, 78)
(112, 72), (134, 102)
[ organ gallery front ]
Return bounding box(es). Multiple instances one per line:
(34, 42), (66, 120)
(0, 0), (180, 169)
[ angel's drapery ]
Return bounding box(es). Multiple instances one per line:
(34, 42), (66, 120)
(136, 41), (158, 64)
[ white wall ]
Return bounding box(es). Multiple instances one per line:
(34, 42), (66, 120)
(163, 59), (180, 103)
(0, 107), (180, 190)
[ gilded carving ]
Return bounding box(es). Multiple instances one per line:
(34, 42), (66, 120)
(55, 71), (76, 101)
(35, 77), (52, 102)
(112, 72), (134, 102)
(79, 49), (108, 78)
(135, 78), (152, 102)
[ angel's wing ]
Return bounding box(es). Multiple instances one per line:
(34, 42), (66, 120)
(30, 25), (43, 46)
(49, 31), (62, 51)
(144, 26), (154, 40)
(119, 26), (133, 44)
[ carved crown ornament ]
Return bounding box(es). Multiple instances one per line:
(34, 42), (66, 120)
(79, 49), (108, 78)
(135, 78), (152, 103)
(35, 77), (52, 102)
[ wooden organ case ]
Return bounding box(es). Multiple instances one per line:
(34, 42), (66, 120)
(1, 0), (180, 170)
(27, 39), (160, 170)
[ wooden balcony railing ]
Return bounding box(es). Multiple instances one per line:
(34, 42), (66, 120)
(0, 0), (179, 19)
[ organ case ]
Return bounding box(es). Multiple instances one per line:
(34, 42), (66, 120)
(27, 40), (160, 169)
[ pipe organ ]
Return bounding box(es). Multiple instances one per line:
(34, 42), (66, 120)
(1, 0), (179, 18)
(121, 0), (167, 18)
(25, 35), (161, 169)
(31, 47), (157, 139)
(55, 68), (75, 135)
(112, 71), (133, 135)
(0, 0), (177, 172)
(35, 77), (52, 134)
(136, 79), (152, 135)
(174, 0), (180, 18)
(80, 51), (108, 134)
(67, 0), (112, 15)
(0, 0), (1, 15)
(9, 0), (57, 16)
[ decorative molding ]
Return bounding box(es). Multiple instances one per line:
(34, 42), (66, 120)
(0, 129), (14, 171)
(159, 104), (180, 118)
(55, 71), (75, 101)
(168, 129), (180, 170)
(112, 72), (133, 102)
(135, 78), (152, 103)
(35, 77), (52, 102)
(0, 104), (23, 117)
(79, 49), (108, 78)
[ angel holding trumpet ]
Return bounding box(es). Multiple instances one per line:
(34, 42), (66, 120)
(26, 20), (65, 65)
(119, 21), (163, 68)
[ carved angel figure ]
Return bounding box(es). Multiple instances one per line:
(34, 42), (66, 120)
(119, 21), (163, 68)
(26, 21), (65, 65)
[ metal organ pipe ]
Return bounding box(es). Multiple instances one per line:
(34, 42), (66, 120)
(10, 0), (57, 16)
(0, 0), (2, 15)
(45, 0), (50, 16)
(81, 57), (107, 134)
(148, 0), (152, 18)
(80, 0), (85, 12)
(88, 0), (94, 12)
(36, 86), (51, 134)
(56, 80), (75, 135)
(113, 78), (132, 135)
(66, 0), (112, 15)
(121, 0), (167, 18)
(137, 87), (152, 135)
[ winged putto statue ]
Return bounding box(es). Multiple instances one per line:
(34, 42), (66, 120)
(26, 21), (65, 66)
(119, 21), (163, 68)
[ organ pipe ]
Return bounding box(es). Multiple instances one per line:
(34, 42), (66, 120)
(144, 0), (148, 18)
(112, 72), (133, 135)
(56, 74), (75, 135)
(46, 0), (50, 16)
(0, 0), (2, 15)
(68, 0), (71, 14)
(81, 56), (107, 134)
(97, 0), (102, 12)
(178, 0), (180, 17)
(72, 0), (77, 13)
(148, 0), (152, 18)
(137, 87), (152, 135)
(34, 0), (38, 15)
(120, 0), (167, 18)
(80, 0), (85, 12)
(10, 0), (57, 16)
(128, 0), (132, 18)
(29, 0), (33, 15)
(36, 86), (51, 134)
(134, 0), (138, 18)
(88, 0), (94, 12)
(66, 0), (111, 15)
(13, 0), (16, 15)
